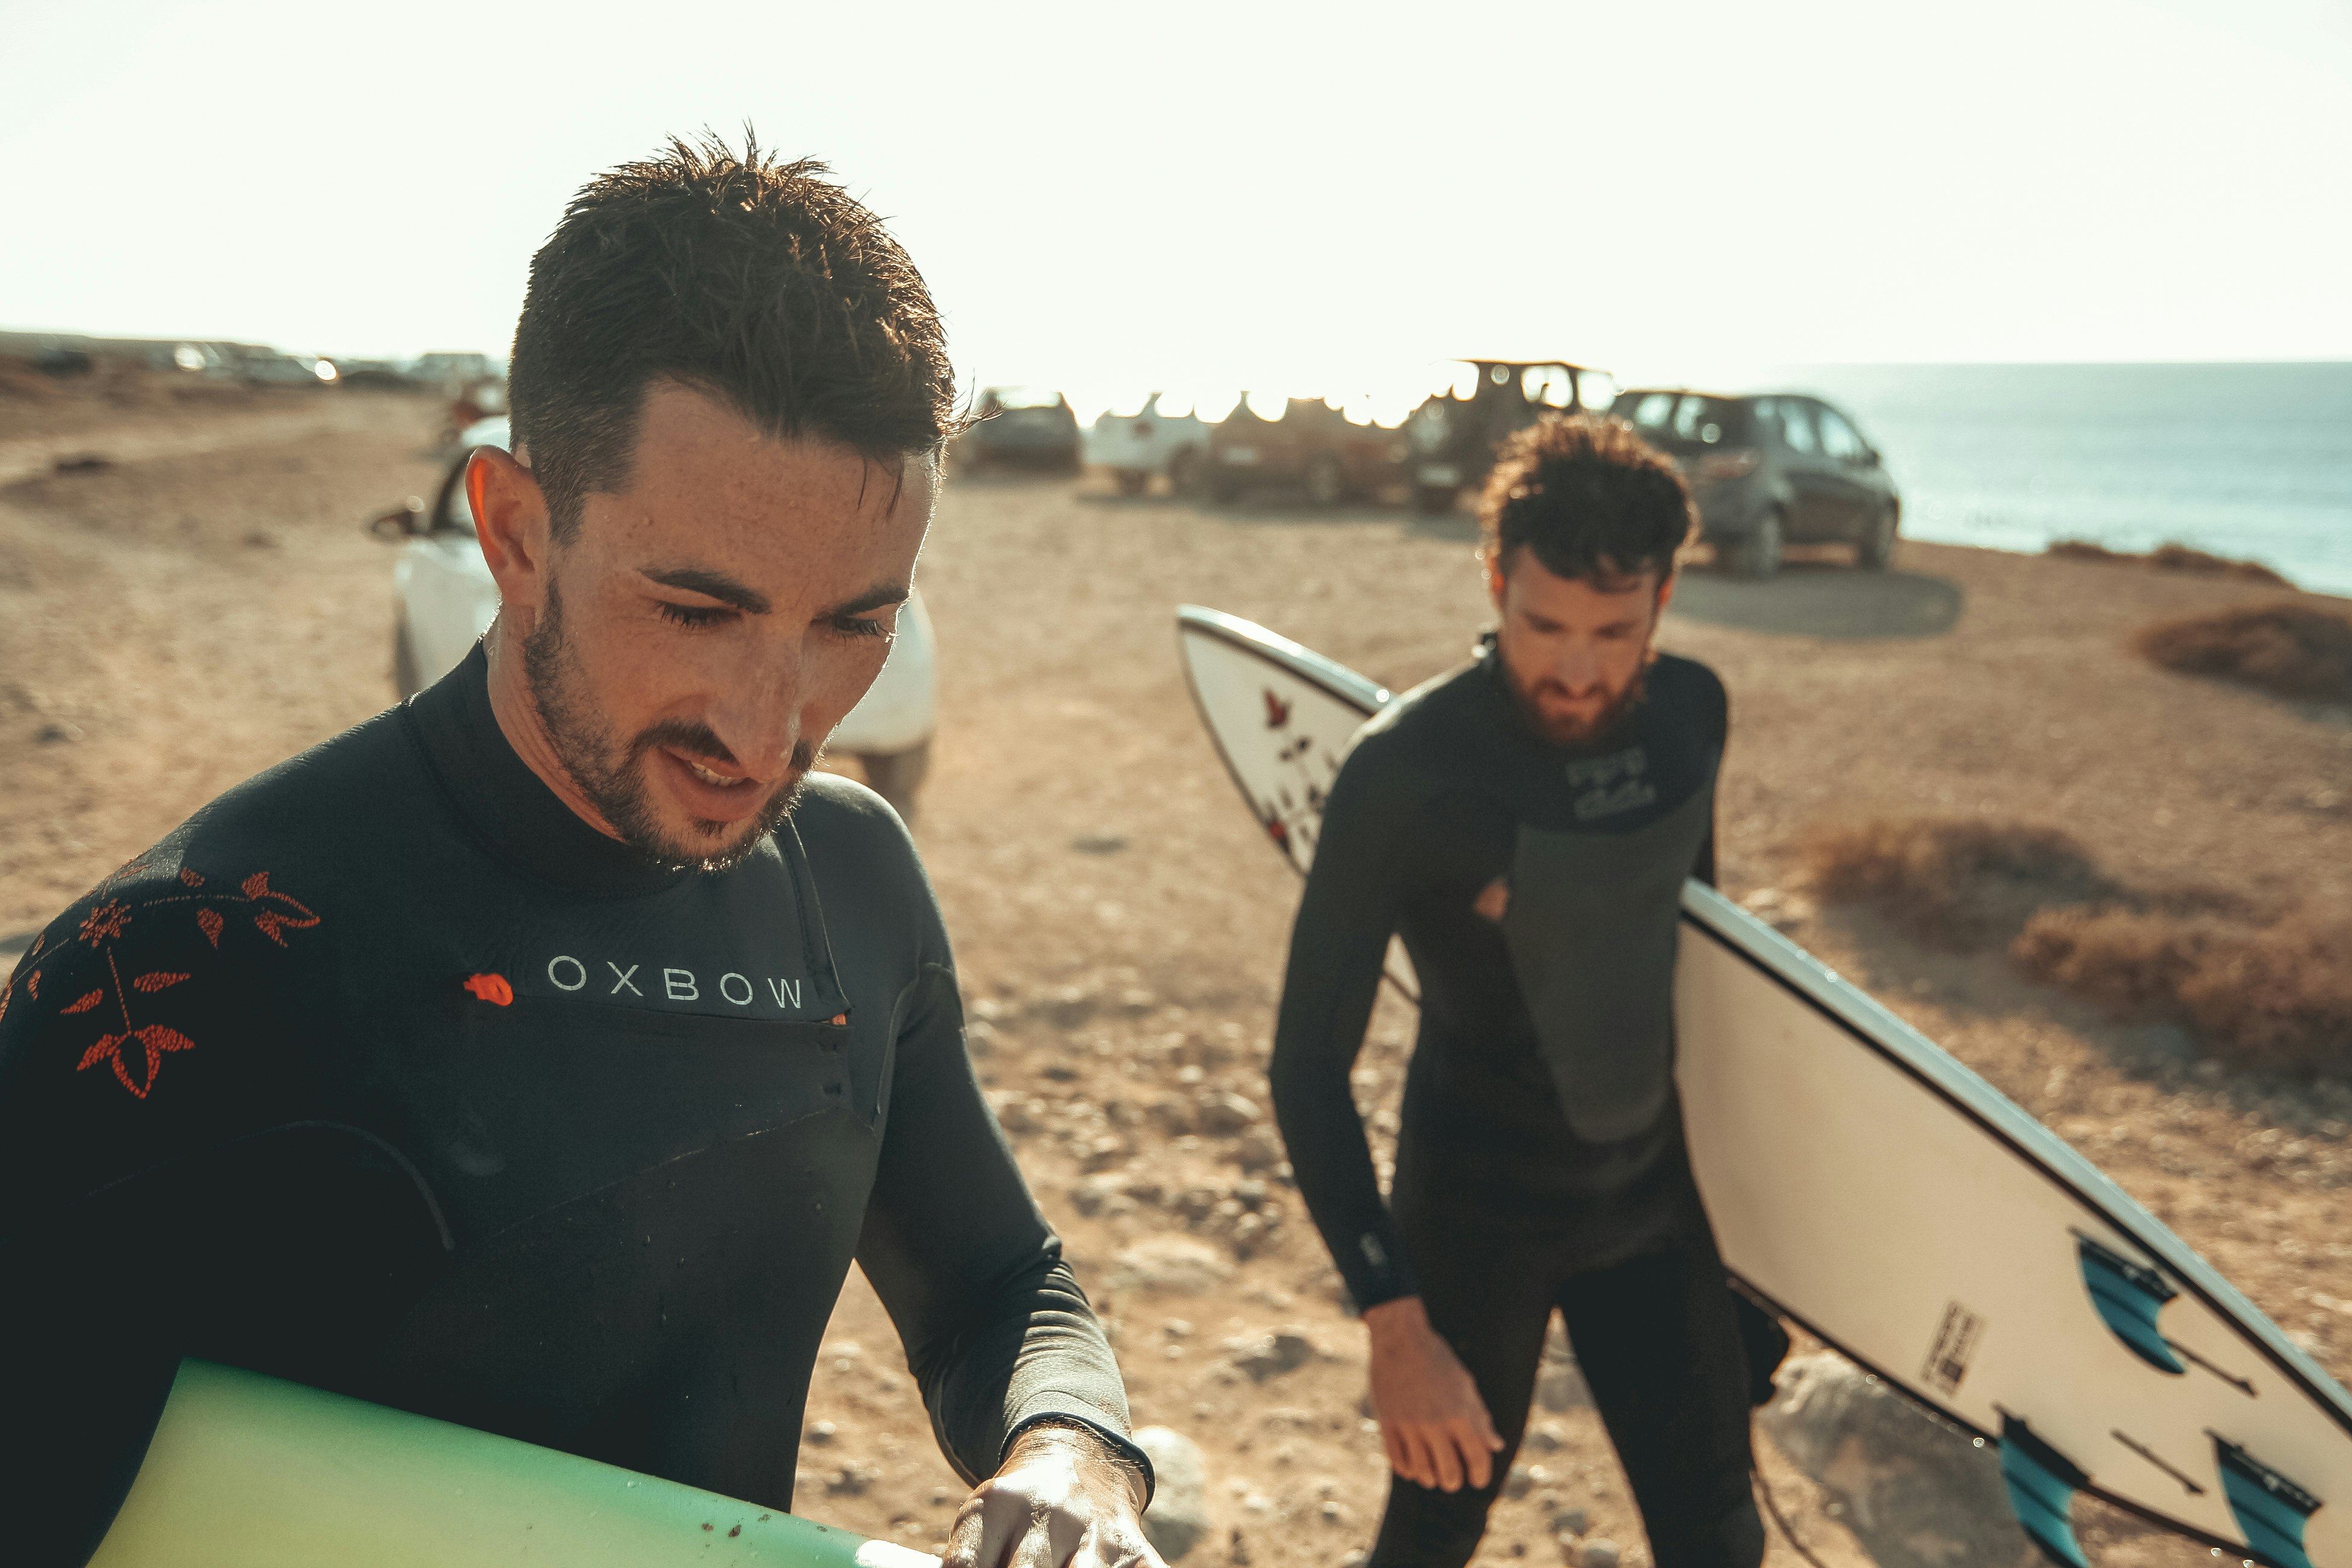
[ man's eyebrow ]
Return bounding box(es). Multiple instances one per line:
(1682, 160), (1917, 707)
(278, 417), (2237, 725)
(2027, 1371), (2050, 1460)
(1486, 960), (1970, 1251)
(824, 581), (912, 619)
(643, 567), (771, 615)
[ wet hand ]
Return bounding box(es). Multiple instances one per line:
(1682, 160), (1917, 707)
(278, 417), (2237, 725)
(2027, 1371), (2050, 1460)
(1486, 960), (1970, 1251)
(943, 1421), (1165, 1568)
(1364, 1295), (1503, 1493)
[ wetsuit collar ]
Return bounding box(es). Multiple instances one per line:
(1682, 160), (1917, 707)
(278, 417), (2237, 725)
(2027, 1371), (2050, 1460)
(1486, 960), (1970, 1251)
(402, 644), (698, 900)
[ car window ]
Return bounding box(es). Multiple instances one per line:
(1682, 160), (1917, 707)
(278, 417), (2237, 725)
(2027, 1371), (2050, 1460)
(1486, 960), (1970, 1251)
(1520, 365), (1575, 408)
(1576, 370), (1617, 413)
(1671, 396), (1737, 445)
(1817, 404), (1867, 461)
(1776, 400), (1819, 454)
(1624, 392), (1678, 430)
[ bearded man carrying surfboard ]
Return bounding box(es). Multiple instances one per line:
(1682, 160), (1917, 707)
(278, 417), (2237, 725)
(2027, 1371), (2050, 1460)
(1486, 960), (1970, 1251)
(0, 138), (1160, 1568)
(1270, 415), (1787, 1568)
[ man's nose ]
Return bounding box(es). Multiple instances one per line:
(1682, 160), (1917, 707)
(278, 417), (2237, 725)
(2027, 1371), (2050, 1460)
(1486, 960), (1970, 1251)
(1552, 642), (1606, 696)
(704, 648), (806, 779)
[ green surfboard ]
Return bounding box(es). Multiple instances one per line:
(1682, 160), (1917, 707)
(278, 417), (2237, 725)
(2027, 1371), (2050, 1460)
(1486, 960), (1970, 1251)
(90, 1360), (936, 1567)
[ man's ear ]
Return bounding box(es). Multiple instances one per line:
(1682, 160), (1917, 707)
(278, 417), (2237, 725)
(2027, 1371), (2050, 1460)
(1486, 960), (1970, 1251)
(1655, 570), (1678, 617)
(1483, 547), (1508, 612)
(467, 448), (552, 626)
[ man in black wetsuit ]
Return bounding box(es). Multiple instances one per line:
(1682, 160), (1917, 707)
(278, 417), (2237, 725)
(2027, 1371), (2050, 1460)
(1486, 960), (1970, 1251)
(1269, 416), (1786, 1568)
(0, 139), (1160, 1568)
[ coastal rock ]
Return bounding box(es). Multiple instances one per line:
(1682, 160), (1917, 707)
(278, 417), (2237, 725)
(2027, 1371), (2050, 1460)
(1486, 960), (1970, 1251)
(1136, 1425), (1211, 1560)
(1759, 1353), (2037, 1568)
(1111, 1236), (1233, 1295)
(1226, 1328), (1316, 1382)
(1537, 1324), (1593, 1411)
(1198, 1091), (1263, 1135)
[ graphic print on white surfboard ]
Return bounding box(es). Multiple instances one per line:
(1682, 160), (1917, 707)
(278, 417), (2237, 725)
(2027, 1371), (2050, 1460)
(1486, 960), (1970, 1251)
(1175, 603), (2352, 1568)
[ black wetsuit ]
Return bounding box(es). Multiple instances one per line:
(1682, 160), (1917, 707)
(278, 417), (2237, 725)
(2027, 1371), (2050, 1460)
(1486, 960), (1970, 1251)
(1269, 639), (1779, 1568)
(0, 647), (1141, 1568)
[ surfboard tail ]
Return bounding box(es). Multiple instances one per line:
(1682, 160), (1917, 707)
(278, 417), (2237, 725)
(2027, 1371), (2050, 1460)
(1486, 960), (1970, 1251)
(2001, 1414), (2093, 1568)
(2215, 1437), (2323, 1568)
(2077, 1234), (2187, 1376)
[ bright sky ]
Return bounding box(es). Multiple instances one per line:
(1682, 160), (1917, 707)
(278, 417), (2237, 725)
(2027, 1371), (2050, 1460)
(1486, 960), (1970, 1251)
(4, 0), (2348, 407)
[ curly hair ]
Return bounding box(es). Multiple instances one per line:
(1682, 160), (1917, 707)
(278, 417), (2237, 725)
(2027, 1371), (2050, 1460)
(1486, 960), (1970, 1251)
(1478, 414), (1695, 584)
(508, 131), (963, 540)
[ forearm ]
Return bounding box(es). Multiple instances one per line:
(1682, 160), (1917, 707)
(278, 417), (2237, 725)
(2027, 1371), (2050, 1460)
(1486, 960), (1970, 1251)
(1269, 909), (1410, 1310)
(900, 1248), (1146, 1485)
(860, 964), (1145, 1485)
(1269, 1044), (1414, 1310)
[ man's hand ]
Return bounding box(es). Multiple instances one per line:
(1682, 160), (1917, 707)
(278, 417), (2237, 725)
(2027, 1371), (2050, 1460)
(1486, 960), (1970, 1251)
(944, 1421), (1165, 1568)
(1365, 1295), (1503, 1493)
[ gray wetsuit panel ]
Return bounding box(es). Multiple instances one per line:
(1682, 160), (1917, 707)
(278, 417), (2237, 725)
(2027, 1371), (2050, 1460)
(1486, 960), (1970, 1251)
(1500, 782), (1714, 1143)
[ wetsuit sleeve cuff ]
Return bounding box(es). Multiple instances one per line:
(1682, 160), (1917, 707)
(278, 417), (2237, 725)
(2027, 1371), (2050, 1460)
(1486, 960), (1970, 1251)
(1334, 1227), (1417, 1314)
(1002, 1405), (1156, 1506)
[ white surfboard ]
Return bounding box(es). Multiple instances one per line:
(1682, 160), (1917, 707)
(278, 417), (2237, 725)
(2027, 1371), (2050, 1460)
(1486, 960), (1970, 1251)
(1176, 604), (2352, 1568)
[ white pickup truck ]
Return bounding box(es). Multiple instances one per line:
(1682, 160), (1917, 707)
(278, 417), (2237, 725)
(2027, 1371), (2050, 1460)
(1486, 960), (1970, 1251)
(1082, 394), (1210, 496)
(370, 418), (939, 819)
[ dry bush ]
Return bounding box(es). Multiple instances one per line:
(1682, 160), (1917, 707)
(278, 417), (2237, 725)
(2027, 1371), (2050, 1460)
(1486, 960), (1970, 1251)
(2046, 537), (2292, 586)
(1799, 817), (2117, 949)
(2133, 601), (2352, 702)
(2145, 543), (2293, 586)
(2046, 538), (2135, 566)
(2013, 906), (2222, 1018)
(2017, 903), (2352, 1077)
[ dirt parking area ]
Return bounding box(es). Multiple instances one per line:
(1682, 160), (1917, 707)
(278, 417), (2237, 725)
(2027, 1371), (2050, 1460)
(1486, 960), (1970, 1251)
(4, 394), (2349, 1568)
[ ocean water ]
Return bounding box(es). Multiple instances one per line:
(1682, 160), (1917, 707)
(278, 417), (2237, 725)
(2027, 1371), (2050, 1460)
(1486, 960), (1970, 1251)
(1756, 363), (2352, 597)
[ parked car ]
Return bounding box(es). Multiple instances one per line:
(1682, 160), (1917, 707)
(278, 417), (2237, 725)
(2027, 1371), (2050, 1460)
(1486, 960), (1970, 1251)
(1613, 389), (1901, 580)
(328, 358), (414, 391)
(958, 387), (1080, 472)
(368, 419), (941, 819)
(1083, 393), (1210, 495)
(238, 350), (338, 386)
(407, 351), (503, 388)
(1403, 360), (1613, 515)
(1203, 393), (1406, 506)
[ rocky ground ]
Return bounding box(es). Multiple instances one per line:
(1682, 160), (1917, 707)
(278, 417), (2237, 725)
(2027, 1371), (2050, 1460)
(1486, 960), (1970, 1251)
(4, 382), (2349, 1568)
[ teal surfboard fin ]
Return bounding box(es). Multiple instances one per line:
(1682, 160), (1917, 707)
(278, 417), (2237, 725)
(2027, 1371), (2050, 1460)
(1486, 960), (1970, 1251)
(2214, 1437), (2322, 1568)
(2000, 1413), (2092, 1568)
(2077, 1234), (2186, 1374)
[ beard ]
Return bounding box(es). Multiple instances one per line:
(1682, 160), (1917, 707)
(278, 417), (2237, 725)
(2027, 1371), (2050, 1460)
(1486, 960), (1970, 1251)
(1501, 655), (1651, 748)
(520, 578), (813, 871)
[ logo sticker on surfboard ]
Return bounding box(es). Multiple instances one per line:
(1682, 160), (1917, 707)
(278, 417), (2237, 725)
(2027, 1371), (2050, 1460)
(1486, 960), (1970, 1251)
(1924, 1300), (1987, 1396)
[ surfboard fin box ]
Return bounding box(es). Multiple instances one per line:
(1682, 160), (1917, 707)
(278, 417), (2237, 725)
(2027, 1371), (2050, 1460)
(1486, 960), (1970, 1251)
(2001, 1414), (2093, 1568)
(2214, 1436), (2322, 1568)
(2077, 1234), (2186, 1374)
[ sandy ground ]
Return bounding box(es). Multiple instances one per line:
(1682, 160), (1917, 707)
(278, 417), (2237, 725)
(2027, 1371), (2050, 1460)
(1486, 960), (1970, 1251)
(4, 388), (2351, 1568)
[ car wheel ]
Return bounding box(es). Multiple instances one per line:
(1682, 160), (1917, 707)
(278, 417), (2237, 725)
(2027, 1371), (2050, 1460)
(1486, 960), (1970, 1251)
(393, 618), (421, 699)
(858, 740), (932, 825)
(1304, 454), (1346, 508)
(1856, 504), (1898, 569)
(1115, 468), (1149, 497)
(1411, 482), (1457, 517)
(1731, 510), (1785, 581)
(1168, 448), (1201, 497)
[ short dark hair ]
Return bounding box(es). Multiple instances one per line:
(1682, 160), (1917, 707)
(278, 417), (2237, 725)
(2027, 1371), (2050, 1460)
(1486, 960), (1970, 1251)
(1478, 414), (1695, 585)
(508, 132), (961, 540)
